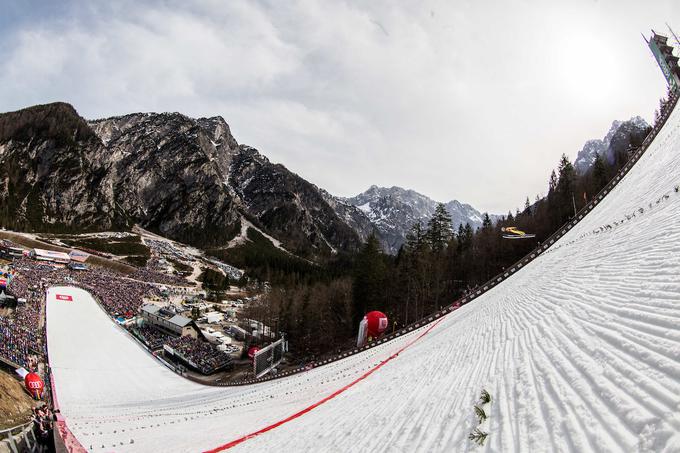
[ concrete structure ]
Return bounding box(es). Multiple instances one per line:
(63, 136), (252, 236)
(646, 30), (680, 91)
(68, 262), (88, 271)
(0, 422), (39, 453)
(68, 250), (89, 263)
(205, 311), (223, 324)
(0, 241), (24, 260)
(30, 248), (70, 265)
(140, 304), (200, 338)
(226, 325), (246, 341)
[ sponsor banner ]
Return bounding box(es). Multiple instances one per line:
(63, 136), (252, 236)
(56, 294), (73, 301)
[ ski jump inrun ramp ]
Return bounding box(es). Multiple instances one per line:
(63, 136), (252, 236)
(47, 100), (680, 452)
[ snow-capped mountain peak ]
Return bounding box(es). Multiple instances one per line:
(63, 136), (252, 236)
(340, 186), (496, 254)
(574, 116), (650, 174)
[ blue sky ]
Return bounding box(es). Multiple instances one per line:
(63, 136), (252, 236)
(1, 0), (678, 213)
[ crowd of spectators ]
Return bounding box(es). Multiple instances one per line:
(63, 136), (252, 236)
(0, 321), (35, 369)
(134, 324), (171, 350)
(32, 404), (54, 448)
(75, 268), (158, 318)
(0, 260), (52, 369)
(166, 336), (232, 374)
(0, 255), (234, 379)
(0, 258), (166, 369)
(131, 260), (189, 286)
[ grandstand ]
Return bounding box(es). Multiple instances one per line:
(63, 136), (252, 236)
(42, 86), (680, 452)
(30, 248), (70, 265)
(68, 262), (88, 271)
(0, 241), (25, 259)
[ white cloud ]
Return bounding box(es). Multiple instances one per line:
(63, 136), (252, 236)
(0, 0), (677, 212)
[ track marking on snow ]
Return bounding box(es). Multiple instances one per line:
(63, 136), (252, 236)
(45, 97), (680, 452)
(204, 317), (446, 452)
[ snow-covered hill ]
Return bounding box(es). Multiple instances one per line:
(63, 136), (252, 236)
(46, 94), (680, 452)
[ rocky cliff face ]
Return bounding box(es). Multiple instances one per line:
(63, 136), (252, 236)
(318, 188), (378, 244)
(574, 117), (650, 174)
(0, 103), (362, 258)
(228, 145), (363, 257)
(0, 102), (500, 258)
(87, 112), (243, 245)
(0, 103), (119, 232)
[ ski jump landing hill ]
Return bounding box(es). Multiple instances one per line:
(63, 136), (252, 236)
(46, 93), (680, 453)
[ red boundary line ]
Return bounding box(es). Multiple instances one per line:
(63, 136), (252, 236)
(204, 316), (446, 453)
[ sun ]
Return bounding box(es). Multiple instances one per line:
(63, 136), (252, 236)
(555, 31), (620, 104)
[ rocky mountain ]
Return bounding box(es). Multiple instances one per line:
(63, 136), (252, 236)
(0, 103), (120, 232)
(574, 116), (650, 174)
(318, 188), (378, 243)
(0, 102), (500, 259)
(340, 185), (495, 254)
(227, 146), (361, 256)
(0, 103), (363, 259)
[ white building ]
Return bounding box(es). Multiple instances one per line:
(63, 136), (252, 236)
(31, 248), (70, 264)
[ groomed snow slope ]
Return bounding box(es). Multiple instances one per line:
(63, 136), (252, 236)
(47, 104), (680, 452)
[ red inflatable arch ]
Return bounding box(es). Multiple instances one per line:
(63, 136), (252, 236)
(365, 311), (389, 338)
(24, 372), (44, 399)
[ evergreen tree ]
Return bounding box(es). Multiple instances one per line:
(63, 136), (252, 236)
(524, 197), (531, 215)
(405, 221), (426, 252)
(477, 213), (495, 280)
(557, 153), (576, 219)
(351, 234), (387, 326)
(548, 169), (558, 194)
(427, 203), (453, 252)
(463, 223), (474, 247)
(482, 213), (492, 230)
(592, 153), (607, 193)
(557, 154), (576, 195)
(456, 223), (466, 253)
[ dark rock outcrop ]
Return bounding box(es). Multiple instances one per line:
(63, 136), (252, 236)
(0, 103), (363, 258)
(574, 117), (650, 174)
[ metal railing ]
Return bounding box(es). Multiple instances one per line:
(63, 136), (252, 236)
(0, 421), (38, 453)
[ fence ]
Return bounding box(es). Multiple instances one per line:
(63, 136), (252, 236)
(0, 422), (38, 453)
(254, 338), (286, 378)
